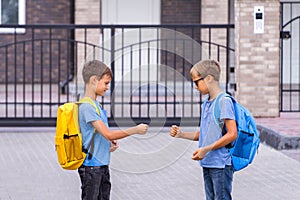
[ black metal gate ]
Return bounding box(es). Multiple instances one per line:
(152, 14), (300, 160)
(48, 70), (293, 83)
(0, 24), (234, 126)
(280, 2), (300, 112)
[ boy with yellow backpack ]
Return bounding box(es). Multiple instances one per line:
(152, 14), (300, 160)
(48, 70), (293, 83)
(55, 60), (148, 200)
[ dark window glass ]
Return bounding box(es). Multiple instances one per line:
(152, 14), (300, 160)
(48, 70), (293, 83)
(1, 0), (19, 24)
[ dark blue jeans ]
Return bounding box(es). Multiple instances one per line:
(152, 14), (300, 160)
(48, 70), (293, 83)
(202, 165), (234, 200)
(78, 165), (111, 200)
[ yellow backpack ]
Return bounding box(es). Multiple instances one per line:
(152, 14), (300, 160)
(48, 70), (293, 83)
(55, 97), (99, 170)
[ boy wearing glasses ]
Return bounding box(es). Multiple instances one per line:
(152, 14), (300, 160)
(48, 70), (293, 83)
(170, 60), (237, 200)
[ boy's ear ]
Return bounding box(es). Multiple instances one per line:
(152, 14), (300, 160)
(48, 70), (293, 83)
(205, 75), (213, 82)
(89, 75), (98, 85)
(206, 75), (216, 82)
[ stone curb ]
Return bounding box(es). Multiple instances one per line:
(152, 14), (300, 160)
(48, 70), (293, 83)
(257, 124), (300, 150)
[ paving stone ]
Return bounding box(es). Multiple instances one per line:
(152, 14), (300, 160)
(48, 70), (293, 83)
(0, 125), (300, 200)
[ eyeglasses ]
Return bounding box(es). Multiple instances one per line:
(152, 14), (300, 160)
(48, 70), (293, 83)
(193, 77), (205, 85)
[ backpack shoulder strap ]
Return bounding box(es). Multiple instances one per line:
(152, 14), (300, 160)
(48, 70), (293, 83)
(214, 92), (236, 148)
(213, 92), (228, 127)
(213, 92), (237, 121)
(78, 97), (101, 115)
(77, 97), (101, 160)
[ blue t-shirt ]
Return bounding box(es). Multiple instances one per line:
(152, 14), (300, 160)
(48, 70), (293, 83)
(78, 101), (110, 166)
(199, 95), (235, 168)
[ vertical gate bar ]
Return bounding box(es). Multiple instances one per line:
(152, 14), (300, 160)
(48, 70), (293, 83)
(101, 27), (104, 60)
(66, 28), (70, 101)
(101, 27), (105, 64)
(198, 27), (202, 62)
(130, 45), (133, 117)
(32, 28), (35, 117)
(199, 26), (202, 117)
(71, 26), (76, 101)
(227, 0), (231, 94)
(49, 28), (53, 116)
(164, 38), (168, 117)
(110, 27), (115, 118)
(147, 41), (150, 118)
(182, 39), (185, 118)
(74, 41), (78, 101)
(93, 45), (95, 60)
(99, 30), (103, 106)
(191, 27), (195, 118)
(173, 28), (177, 118)
(156, 28), (159, 118)
(100, 27), (104, 106)
(40, 40), (43, 117)
(217, 45), (220, 62)
(139, 28), (142, 118)
(280, 3), (283, 112)
(121, 28), (124, 118)
(84, 28), (87, 62)
(226, 26), (230, 92)
(81, 27), (87, 101)
(58, 40), (61, 104)
(5, 46), (8, 117)
(209, 28), (212, 59)
(289, 10), (292, 111)
(23, 42), (26, 117)
(14, 30), (17, 117)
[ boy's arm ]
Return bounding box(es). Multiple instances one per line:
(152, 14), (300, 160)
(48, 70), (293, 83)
(170, 125), (199, 141)
(92, 120), (148, 140)
(192, 119), (237, 160)
(208, 119), (237, 150)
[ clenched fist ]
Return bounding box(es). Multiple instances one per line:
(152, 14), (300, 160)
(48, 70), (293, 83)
(170, 125), (182, 138)
(125, 123), (148, 135)
(134, 123), (148, 134)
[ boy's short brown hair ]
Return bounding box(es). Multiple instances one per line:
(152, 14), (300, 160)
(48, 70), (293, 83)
(190, 60), (221, 81)
(82, 60), (113, 84)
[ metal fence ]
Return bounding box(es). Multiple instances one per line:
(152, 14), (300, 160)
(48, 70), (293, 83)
(280, 2), (300, 112)
(0, 24), (234, 126)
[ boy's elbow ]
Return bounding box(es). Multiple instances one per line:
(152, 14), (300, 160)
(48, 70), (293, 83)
(97, 129), (113, 140)
(232, 130), (238, 140)
(227, 130), (237, 141)
(103, 132), (113, 140)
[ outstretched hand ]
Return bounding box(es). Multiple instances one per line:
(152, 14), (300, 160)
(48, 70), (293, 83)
(135, 123), (149, 134)
(169, 125), (182, 138)
(124, 123), (148, 135)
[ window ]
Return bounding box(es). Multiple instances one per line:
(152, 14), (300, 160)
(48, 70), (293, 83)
(0, 0), (26, 33)
(102, 0), (160, 24)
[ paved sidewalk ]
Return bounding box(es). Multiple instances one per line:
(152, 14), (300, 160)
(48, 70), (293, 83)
(256, 113), (300, 146)
(256, 113), (300, 138)
(0, 126), (300, 200)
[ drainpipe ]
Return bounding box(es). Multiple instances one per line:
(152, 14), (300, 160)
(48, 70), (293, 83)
(60, 0), (75, 94)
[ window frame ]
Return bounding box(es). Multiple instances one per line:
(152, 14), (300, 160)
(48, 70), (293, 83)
(0, 0), (26, 34)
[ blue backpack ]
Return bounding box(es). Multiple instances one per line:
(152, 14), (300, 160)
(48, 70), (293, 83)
(213, 92), (260, 171)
